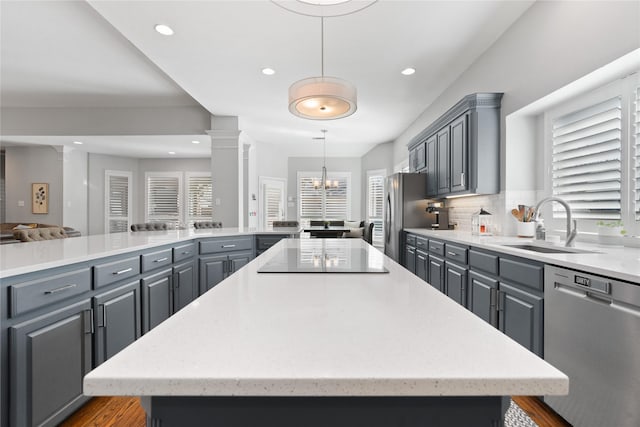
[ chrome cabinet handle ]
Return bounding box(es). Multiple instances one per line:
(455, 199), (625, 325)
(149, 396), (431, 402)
(154, 257), (169, 263)
(461, 172), (465, 186)
(113, 267), (133, 275)
(44, 284), (77, 295)
(417, 255), (426, 261)
(222, 244), (236, 248)
(447, 251), (457, 256)
(181, 251), (191, 255)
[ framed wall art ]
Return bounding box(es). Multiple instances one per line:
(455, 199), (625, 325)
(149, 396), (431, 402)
(32, 183), (49, 214)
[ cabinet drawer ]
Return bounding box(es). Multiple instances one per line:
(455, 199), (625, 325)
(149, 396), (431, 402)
(94, 256), (140, 288)
(141, 248), (173, 272)
(469, 249), (499, 275)
(405, 234), (416, 246)
(173, 242), (196, 263)
(199, 237), (253, 254)
(428, 239), (445, 256)
(9, 268), (91, 317)
(257, 236), (285, 251)
(445, 243), (468, 264)
(415, 237), (428, 250)
(500, 257), (543, 291)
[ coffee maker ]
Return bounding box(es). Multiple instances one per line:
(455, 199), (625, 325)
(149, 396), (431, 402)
(426, 203), (452, 230)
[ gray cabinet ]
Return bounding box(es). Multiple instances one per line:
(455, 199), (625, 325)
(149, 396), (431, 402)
(199, 254), (227, 293)
(228, 252), (251, 274)
(499, 281), (543, 356)
(173, 260), (196, 312)
(468, 270), (498, 326)
(256, 234), (290, 256)
(9, 299), (92, 427)
(445, 262), (468, 306)
(405, 245), (416, 275)
(93, 280), (141, 366)
(407, 93), (502, 198)
(415, 249), (428, 282)
(141, 268), (173, 333)
(428, 255), (445, 292)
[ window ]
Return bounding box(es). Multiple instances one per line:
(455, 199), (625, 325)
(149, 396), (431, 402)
(297, 171), (351, 226)
(259, 177), (286, 229)
(146, 172), (182, 227)
(105, 170), (132, 233)
(366, 169), (386, 247)
(545, 74), (639, 236)
(186, 172), (212, 228)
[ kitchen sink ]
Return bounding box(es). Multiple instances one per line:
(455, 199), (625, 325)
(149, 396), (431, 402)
(499, 244), (597, 254)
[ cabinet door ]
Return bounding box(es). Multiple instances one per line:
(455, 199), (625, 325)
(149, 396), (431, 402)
(199, 255), (227, 294)
(405, 245), (416, 274)
(10, 299), (92, 427)
(415, 250), (428, 282)
(498, 282), (543, 356)
(415, 142), (426, 171)
(437, 127), (450, 195)
(425, 135), (437, 196)
(450, 114), (468, 193)
(445, 262), (468, 307)
(94, 280), (141, 365)
(409, 148), (417, 172)
(173, 260), (196, 312)
(428, 255), (445, 292)
(141, 269), (173, 333)
(468, 270), (498, 327)
(228, 251), (253, 275)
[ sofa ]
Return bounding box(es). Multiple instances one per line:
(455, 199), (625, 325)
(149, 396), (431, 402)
(0, 223), (81, 244)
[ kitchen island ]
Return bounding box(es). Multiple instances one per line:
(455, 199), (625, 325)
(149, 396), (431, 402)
(83, 239), (567, 427)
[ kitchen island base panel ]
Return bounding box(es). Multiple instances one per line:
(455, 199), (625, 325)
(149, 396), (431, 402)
(141, 395), (510, 427)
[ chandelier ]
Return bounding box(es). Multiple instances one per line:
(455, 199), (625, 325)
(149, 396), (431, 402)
(287, 16), (357, 120)
(313, 130), (339, 189)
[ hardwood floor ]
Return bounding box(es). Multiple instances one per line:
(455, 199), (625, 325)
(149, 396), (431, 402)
(61, 395), (571, 426)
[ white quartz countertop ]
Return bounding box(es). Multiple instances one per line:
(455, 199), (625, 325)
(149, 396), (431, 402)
(404, 229), (640, 284)
(84, 239), (567, 397)
(0, 227), (300, 278)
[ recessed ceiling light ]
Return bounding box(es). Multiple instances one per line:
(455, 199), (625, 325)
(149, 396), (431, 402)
(262, 68), (276, 75)
(154, 24), (174, 36)
(191, 140), (201, 144)
(401, 67), (416, 76)
(73, 141), (83, 145)
(168, 151), (176, 155)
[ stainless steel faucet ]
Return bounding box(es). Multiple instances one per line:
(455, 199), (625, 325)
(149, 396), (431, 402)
(533, 197), (577, 247)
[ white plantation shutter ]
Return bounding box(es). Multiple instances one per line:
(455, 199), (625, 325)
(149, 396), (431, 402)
(146, 173), (181, 226)
(105, 171), (131, 233)
(324, 175), (349, 220)
(186, 173), (212, 227)
(367, 173), (385, 246)
(265, 186), (282, 228)
(634, 86), (640, 220)
(298, 172), (350, 224)
(552, 96), (622, 220)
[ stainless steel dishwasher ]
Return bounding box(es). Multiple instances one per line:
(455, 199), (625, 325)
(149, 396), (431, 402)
(545, 265), (640, 427)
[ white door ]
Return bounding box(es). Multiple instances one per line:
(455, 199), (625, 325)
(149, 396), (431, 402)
(259, 178), (286, 228)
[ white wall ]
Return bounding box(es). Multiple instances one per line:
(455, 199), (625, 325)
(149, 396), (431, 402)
(391, 0), (640, 233)
(88, 153), (139, 235)
(62, 147), (88, 235)
(4, 145), (64, 226)
(287, 157), (362, 221)
(360, 142), (394, 216)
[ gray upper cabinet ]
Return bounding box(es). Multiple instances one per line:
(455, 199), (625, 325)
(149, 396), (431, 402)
(407, 93), (502, 198)
(9, 299), (92, 427)
(93, 280), (141, 366)
(415, 142), (426, 171)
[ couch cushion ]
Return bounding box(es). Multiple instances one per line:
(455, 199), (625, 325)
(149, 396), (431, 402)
(14, 227), (67, 242)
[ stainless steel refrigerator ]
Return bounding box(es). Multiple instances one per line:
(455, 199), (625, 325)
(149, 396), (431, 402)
(384, 173), (430, 263)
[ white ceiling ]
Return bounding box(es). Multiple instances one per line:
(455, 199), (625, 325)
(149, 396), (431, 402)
(0, 0), (534, 158)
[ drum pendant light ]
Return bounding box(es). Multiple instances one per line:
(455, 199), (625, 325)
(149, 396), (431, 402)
(288, 17), (357, 120)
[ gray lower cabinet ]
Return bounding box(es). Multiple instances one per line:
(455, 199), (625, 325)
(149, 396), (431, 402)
(445, 261), (468, 307)
(173, 260), (196, 312)
(428, 255), (445, 292)
(468, 270), (498, 326)
(199, 251), (253, 293)
(93, 280), (141, 366)
(415, 249), (428, 282)
(141, 268), (173, 333)
(255, 235), (290, 256)
(498, 281), (543, 356)
(9, 299), (93, 427)
(405, 245), (416, 274)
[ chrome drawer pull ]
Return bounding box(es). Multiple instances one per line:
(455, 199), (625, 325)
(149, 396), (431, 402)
(181, 251), (191, 255)
(222, 244), (236, 248)
(113, 267), (133, 275)
(447, 251), (457, 256)
(154, 257), (169, 263)
(44, 284), (77, 295)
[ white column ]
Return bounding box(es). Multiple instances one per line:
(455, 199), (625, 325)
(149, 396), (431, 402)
(207, 116), (241, 228)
